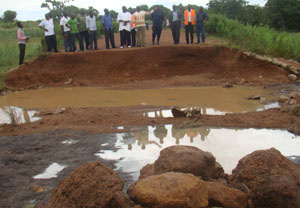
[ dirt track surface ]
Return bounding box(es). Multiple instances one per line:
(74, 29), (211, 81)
(5, 45), (291, 90)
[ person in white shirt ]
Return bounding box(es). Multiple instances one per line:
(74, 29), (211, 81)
(117, 6), (131, 48)
(60, 11), (71, 52)
(39, 14), (58, 52)
(86, 10), (98, 50)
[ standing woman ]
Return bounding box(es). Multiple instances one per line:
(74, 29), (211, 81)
(17, 22), (29, 65)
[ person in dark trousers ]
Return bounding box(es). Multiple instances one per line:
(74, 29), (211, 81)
(17, 22), (29, 65)
(66, 13), (84, 52)
(131, 9), (137, 47)
(60, 11), (71, 52)
(117, 6), (131, 48)
(78, 9), (89, 50)
(196, 7), (209, 43)
(151, 6), (164, 45)
(184, 5), (196, 44)
(102, 9), (116, 49)
(168, 5), (183, 44)
(86, 10), (98, 50)
(39, 14), (58, 52)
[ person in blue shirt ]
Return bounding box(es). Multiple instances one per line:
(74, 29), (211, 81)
(151, 6), (164, 45)
(196, 7), (209, 43)
(102, 9), (116, 49)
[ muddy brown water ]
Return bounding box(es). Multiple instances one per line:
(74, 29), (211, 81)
(0, 86), (276, 112)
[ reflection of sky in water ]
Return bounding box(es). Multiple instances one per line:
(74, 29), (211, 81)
(96, 125), (300, 181)
(33, 163), (67, 179)
(0, 106), (40, 124)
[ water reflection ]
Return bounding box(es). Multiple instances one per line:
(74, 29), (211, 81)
(33, 163), (67, 179)
(96, 125), (300, 181)
(0, 106), (40, 125)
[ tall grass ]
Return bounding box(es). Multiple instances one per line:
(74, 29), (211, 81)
(206, 14), (300, 61)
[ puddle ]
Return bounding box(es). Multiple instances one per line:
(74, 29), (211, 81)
(0, 86), (277, 113)
(33, 163), (67, 179)
(0, 106), (40, 125)
(96, 125), (300, 181)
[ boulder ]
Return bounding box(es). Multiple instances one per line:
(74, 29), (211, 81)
(47, 161), (124, 208)
(230, 148), (300, 208)
(108, 191), (135, 208)
(288, 74), (298, 81)
(154, 145), (224, 179)
(139, 163), (154, 180)
(128, 172), (209, 208)
(206, 181), (248, 208)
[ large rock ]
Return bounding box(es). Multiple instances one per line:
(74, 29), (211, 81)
(47, 161), (124, 208)
(230, 148), (300, 208)
(128, 172), (209, 208)
(139, 163), (155, 180)
(206, 181), (248, 208)
(153, 145), (224, 179)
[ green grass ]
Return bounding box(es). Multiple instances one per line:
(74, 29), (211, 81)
(206, 14), (300, 62)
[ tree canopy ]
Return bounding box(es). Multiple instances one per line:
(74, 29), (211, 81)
(3, 10), (17, 23)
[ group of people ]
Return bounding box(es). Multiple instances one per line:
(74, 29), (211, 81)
(17, 4), (208, 65)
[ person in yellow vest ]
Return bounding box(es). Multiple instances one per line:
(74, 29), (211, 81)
(184, 5), (196, 44)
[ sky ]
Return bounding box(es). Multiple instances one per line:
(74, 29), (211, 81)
(0, 0), (267, 21)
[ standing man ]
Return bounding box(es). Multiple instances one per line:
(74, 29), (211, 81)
(60, 11), (71, 52)
(117, 6), (131, 48)
(17, 22), (29, 65)
(134, 7), (153, 47)
(168, 5), (183, 45)
(39, 14), (58, 52)
(102, 9), (116, 49)
(196, 7), (209, 44)
(151, 6), (164, 45)
(86, 10), (98, 50)
(66, 14), (84, 52)
(78, 9), (89, 50)
(130, 9), (137, 47)
(184, 5), (196, 44)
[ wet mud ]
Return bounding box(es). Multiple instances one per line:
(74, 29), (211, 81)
(0, 130), (134, 208)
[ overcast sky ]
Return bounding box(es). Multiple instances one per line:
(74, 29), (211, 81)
(0, 0), (267, 21)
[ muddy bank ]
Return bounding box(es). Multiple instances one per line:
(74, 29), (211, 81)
(0, 130), (134, 208)
(1, 104), (300, 137)
(5, 45), (291, 90)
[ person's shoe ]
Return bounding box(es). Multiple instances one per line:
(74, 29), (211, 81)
(120, 46), (124, 49)
(156, 41), (159, 45)
(112, 46), (117, 48)
(128, 45), (132, 48)
(106, 47), (110, 49)
(152, 42), (155, 45)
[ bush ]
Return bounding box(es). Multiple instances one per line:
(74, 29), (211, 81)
(206, 14), (300, 61)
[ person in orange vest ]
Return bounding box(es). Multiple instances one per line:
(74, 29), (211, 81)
(184, 5), (196, 44)
(131, 9), (137, 47)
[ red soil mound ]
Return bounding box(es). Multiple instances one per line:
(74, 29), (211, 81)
(5, 45), (290, 89)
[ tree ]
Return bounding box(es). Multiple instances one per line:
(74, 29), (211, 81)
(3, 10), (17, 23)
(41, 0), (74, 20)
(265, 0), (300, 31)
(208, 0), (248, 20)
(64, 5), (80, 15)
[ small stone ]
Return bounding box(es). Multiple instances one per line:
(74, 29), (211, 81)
(246, 95), (262, 100)
(290, 92), (300, 98)
(278, 95), (290, 102)
(288, 99), (297, 105)
(32, 185), (45, 193)
(288, 74), (298, 81)
(64, 79), (73, 85)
